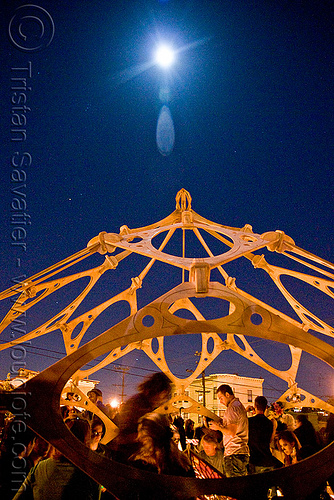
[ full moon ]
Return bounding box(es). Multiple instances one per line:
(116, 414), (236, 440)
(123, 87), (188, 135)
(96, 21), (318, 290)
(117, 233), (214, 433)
(155, 45), (175, 68)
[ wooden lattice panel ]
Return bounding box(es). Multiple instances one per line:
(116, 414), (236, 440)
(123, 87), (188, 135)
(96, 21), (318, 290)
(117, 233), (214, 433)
(1, 188), (334, 499)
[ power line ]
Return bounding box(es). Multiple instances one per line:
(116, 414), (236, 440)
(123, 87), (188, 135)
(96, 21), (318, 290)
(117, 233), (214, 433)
(21, 345), (179, 379)
(11, 344), (323, 401)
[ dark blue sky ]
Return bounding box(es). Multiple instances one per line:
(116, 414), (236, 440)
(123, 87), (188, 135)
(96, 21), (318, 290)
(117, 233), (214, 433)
(0, 0), (333, 404)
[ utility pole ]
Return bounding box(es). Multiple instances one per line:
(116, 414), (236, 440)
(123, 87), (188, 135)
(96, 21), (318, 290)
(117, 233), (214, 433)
(201, 369), (206, 407)
(120, 367), (129, 403)
(113, 366), (129, 403)
(195, 351), (206, 407)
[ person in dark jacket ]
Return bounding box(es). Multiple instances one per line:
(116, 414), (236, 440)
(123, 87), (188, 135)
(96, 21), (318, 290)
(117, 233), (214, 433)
(248, 396), (282, 474)
(294, 414), (320, 451)
(129, 413), (195, 500)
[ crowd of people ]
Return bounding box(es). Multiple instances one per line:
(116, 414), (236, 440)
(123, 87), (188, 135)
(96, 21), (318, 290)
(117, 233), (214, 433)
(1, 373), (334, 500)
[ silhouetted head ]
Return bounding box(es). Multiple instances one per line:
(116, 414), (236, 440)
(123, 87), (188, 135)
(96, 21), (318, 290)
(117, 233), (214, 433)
(65, 417), (91, 447)
(255, 395), (268, 413)
(138, 372), (172, 406)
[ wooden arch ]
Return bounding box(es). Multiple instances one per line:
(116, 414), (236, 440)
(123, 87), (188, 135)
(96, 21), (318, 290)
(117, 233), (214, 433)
(1, 189), (334, 499)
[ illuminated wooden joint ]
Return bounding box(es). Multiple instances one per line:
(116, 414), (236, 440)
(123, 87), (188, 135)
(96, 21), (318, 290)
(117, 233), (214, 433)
(87, 232), (111, 255)
(130, 276), (142, 293)
(22, 283), (37, 298)
(262, 230), (295, 253)
(98, 231), (108, 254)
(240, 224), (253, 233)
(175, 188), (192, 211)
(251, 254), (269, 270)
(225, 276), (237, 289)
(119, 225), (131, 236)
(181, 210), (193, 226)
(100, 255), (119, 272)
(59, 323), (69, 334)
(189, 262), (210, 293)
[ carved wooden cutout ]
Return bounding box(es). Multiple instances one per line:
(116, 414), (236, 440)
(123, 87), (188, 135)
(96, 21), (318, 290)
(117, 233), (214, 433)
(1, 189), (334, 499)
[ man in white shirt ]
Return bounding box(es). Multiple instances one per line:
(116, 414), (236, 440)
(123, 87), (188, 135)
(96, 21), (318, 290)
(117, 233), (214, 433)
(209, 384), (249, 476)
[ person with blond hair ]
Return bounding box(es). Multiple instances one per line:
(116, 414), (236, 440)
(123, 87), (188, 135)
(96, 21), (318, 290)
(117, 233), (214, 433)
(197, 431), (224, 474)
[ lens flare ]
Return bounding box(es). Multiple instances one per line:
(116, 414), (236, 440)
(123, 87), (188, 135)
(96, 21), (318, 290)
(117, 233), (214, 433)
(156, 105), (175, 156)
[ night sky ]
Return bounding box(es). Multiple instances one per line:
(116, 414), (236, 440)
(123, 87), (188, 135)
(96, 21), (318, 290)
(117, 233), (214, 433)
(0, 0), (333, 405)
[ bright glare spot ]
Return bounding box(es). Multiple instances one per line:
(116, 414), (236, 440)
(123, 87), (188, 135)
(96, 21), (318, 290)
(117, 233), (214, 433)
(156, 105), (175, 156)
(155, 45), (175, 68)
(110, 398), (119, 408)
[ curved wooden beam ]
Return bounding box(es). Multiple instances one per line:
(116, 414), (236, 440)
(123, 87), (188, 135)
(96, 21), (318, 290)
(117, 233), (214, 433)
(2, 281), (334, 500)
